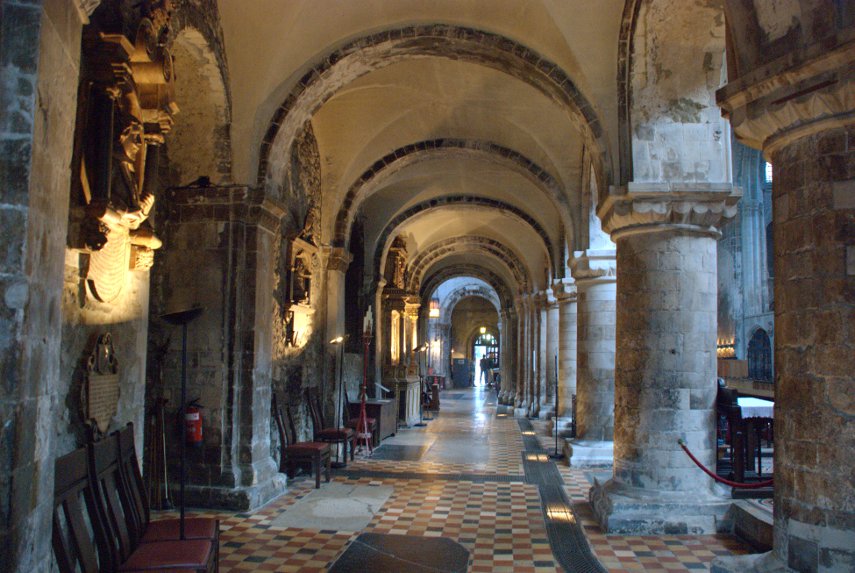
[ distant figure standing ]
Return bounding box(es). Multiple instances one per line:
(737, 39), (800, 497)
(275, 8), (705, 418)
(479, 357), (488, 385)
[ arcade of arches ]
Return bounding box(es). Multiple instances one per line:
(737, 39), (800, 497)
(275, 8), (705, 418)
(1, 1), (853, 572)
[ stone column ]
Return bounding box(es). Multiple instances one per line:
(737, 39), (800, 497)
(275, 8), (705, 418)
(589, 190), (739, 534)
(555, 279), (577, 436)
(529, 295), (543, 417)
(514, 295), (529, 415)
(713, 25), (855, 571)
(566, 250), (616, 466)
(540, 291), (559, 419)
(324, 247), (352, 340)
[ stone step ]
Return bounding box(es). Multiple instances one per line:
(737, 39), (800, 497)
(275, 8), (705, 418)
(730, 500), (773, 551)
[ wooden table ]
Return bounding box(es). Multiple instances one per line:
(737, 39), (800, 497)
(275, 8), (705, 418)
(348, 399), (396, 446)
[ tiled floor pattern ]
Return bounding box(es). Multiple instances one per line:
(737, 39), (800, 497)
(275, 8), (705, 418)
(153, 389), (755, 571)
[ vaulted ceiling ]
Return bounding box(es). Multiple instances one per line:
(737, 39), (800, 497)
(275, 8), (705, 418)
(216, 0), (626, 299)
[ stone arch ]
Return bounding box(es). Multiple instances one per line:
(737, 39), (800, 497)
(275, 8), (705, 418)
(421, 266), (514, 310)
(440, 285), (501, 324)
(373, 197), (556, 281)
(166, 26), (232, 185)
(257, 24), (613, 196)
(332, 139), (574, 248)
(617, 0), (728, 189)
(406, 237), (529, 293)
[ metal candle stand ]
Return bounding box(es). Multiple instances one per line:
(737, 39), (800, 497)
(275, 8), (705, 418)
(355, 330), (373, 455)
(160, 307), (203, 540)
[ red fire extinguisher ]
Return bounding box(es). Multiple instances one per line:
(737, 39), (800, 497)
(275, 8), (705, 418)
(184, 399), (203, 447)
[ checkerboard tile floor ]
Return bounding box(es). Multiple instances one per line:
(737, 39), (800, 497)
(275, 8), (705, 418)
(153, 389), (755, 572)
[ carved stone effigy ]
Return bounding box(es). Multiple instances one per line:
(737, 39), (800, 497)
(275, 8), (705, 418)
(73, 0), (177, 302)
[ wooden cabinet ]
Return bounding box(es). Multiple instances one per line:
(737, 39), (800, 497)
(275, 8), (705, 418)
(348, 399), (396, 445)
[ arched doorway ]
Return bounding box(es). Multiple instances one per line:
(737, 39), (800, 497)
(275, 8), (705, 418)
(472, 329), (499, 386)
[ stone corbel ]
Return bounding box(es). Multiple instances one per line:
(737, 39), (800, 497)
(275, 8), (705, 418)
(570, 249), (616, 285)
(717, 41), (855, 157)
(323, 246), (352, 274)
(553, 278), (577, 303)
(598, 183), (740, 240)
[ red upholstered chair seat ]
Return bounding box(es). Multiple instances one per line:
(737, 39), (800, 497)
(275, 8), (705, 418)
(142, 518), (220, 543)
(347, 416), (376, 428)
(118, 539), (213, 571)
(285, 442), (330, 454)
(316, 427), (354, 440)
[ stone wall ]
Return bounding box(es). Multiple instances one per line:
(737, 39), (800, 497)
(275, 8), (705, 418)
(0, 1), (85, 571)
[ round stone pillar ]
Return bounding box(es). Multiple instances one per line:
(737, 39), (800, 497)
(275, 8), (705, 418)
(529, 295), (543, 417)
(713, 13), (854, 571)
(555, 279), (577, 436)
(566, 250), (616, 466)
(591, 191), (739, 534)
(540, 291), (560, 420)
(514, 295), (529, 413)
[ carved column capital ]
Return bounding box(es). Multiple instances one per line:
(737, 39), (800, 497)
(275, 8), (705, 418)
(552, 278), (577, 303)
(598, 184), (740, 240)
(717, 42), (855, 158)
(324, 246), (352, 273)
(570, 249), (616, 286)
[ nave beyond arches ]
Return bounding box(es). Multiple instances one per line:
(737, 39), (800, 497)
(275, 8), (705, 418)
(2, 1), (853, 572)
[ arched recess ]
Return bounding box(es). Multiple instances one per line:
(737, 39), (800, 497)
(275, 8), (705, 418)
(407, 237), (530, 294)
(421, 266), (515, 310)
(332, 139), (574, 248)
(166, 27), (232, 185)
(439, 285), (501, 324)
(257, 25), (613, 197)
(373, 198), (556, 281)
(616, 0), (729, 192)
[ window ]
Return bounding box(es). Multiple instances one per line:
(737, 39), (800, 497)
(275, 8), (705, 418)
(747, 328), (772, 382)
(764, 162), (773, 183)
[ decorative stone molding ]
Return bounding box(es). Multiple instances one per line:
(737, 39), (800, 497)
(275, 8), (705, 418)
(569, 250), (617, 285)
(717, 40), (855, 157)
(74, 0), (102, 24)
(598, 183), (740, 240)
(552, 279), (577, 303)
(323, 246), (352, 274)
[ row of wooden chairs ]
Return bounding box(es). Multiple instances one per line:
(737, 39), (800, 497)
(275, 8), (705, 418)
(52, 424), (219, 572)
(273, 390), (378, 488)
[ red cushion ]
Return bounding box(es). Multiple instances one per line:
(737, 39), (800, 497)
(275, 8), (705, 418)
(317, 428), (353, 440)
(118, 539), (213, 570)
(285, 442), (330, 454)
(141, 518), (218, 543)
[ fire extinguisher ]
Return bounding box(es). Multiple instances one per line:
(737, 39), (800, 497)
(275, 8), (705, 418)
(184, 399), (203, 448)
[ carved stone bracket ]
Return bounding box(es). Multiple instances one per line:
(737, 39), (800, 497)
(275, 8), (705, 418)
(553, 278), (577, 303)
(717, 41), (855, 157)
(570, 249), (616, 285)
(324, 246), (353, 274)
(599, 183), (740, 240)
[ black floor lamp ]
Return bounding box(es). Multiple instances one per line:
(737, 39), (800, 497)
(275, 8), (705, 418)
(160, 306), (203, 540)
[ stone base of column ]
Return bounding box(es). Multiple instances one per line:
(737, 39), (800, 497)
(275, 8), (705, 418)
(589, 478), (731, 535)
(710, 552), (791, 573)
(555, 418), (575, 438)
(183, 472), (288, 511)
(514, 407), (529, 418)
(539, 405), (555, 420)
(565, 439), (613, 467)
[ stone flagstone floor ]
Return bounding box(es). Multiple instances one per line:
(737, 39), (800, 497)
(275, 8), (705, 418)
(155, 386), (754, 572)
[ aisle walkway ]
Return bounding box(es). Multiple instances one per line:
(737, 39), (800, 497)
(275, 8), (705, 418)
(168, 387), (753, 572)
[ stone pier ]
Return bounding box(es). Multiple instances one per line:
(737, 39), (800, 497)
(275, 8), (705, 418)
(555, 280), (577, 436)
(591, 190), (739, 534)
(566, 250), (616, 466)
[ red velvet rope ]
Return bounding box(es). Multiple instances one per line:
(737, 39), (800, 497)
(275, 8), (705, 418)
(677, 439), (773, 489)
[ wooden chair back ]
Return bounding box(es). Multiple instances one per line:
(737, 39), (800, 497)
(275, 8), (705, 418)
(89, 433), (137, 564)
(52, 447), (115, 573)
(273, 392), (300, 448)
(306, 389), (326, 433)
(116, 424), (150, 539)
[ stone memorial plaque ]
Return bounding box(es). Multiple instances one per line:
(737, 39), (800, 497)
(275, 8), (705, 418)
(84, 333), (119, 433)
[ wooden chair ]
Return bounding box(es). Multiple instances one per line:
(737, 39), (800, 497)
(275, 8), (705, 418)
(53, 447), (116, 573)
(306, 389), (356, 466)
(272, 393), (331, 488)
(116, 424), (219, 545)
(89, 434), (217, 572)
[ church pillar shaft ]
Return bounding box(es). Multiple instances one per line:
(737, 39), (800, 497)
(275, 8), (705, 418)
(572, 251), (616, 443)
(768, 127), (855, 569)
(556, 281), (577, 434)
